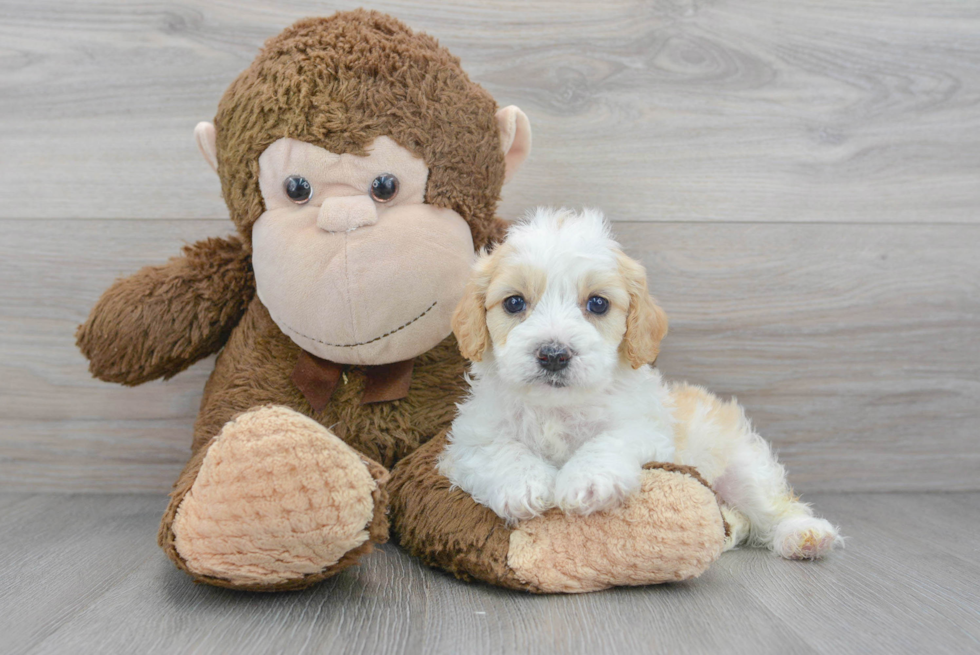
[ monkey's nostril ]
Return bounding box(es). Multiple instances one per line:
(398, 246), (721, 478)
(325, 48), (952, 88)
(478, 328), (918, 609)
(536, 344), (572, 372)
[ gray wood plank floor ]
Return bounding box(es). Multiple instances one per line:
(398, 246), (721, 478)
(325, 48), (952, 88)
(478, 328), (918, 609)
(1, 492), (977, 655)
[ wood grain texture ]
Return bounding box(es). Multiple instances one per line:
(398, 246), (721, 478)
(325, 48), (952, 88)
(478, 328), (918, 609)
(0, 0), (978, 223)
(1, 219), (977, 492)
(0, 492), (977, 655)
(625, 221), (980, 492)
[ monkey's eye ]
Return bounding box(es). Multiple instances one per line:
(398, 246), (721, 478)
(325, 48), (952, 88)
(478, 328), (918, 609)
(370, 174), (399, 203)
(586, 296), (609, 315)
(283, 176), (312, 204)
(503, 295), (527, 314)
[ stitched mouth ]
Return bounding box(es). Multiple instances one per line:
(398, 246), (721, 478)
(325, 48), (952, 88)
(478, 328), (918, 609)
(281, 300), (437, 348)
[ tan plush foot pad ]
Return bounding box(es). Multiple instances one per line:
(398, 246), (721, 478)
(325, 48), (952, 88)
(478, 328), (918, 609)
(169, 405), (388, 590)
(389, 433), (727, 594)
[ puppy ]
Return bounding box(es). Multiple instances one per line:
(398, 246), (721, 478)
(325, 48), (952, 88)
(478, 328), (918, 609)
(438, 207), (841, 559)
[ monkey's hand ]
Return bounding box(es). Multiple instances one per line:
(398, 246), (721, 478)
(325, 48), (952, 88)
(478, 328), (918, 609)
(76, 235), (254, 386)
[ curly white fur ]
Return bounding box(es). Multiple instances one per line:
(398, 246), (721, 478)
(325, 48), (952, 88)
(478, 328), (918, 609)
(438, 207), (841, 559)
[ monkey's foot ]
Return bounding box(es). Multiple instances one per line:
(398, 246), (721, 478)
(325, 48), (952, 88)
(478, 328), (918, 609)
(505, 463), (727, 592)
(391, 434), (727, 594)
(170, 405), (388, 590)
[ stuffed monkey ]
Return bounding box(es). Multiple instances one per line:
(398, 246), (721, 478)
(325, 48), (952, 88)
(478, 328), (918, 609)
(77, 10), (725, 593)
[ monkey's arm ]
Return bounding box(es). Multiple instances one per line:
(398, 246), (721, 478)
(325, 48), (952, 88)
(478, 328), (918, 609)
(76, 235), (254, 386)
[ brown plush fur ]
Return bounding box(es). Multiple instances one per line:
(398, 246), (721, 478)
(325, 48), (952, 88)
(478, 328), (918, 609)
(150, 298), (471, 587)
(77, 10), (724, 591)
(78, 11), (507, 589)
(76, 235), (254, 385)
(191, 300), (469, 465)
(389, 432), (537, 592)
(214, 10), (506, 250)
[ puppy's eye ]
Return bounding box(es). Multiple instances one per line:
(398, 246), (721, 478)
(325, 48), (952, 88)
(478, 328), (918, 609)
(586, 296), (609, 315)
(370, 174), (399, 203)
(503, 295), (527, 314)
(283, 176), (313, 204)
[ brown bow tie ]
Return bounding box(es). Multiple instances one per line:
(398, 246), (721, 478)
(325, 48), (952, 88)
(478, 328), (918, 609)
(291, 350), (415, 412)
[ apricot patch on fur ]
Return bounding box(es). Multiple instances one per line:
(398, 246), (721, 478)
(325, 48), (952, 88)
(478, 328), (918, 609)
(775, 519), (841, 560)
(172, 405), (378, 586)
(507, 467), (726, 593)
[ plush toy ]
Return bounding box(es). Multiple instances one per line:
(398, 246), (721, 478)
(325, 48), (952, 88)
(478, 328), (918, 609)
(77, 10), (726, 593)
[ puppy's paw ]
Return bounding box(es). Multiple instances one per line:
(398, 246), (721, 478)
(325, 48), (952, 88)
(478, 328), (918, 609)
(772, 517), (842, 560)
(554, 461), (641, 516)
(489, 471), (556, 524)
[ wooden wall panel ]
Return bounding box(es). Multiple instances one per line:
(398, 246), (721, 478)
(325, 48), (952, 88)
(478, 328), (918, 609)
(2, 0), (978, 492)
(0, 0), (978, 223)
(1, 219), (976, 492)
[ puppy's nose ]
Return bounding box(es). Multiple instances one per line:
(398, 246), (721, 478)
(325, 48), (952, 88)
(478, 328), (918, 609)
(536, 345), (572, 372)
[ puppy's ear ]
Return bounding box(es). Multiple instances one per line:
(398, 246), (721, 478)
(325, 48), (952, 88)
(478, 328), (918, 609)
(619, 253), (668, 368)
(452, 251), (496, 361)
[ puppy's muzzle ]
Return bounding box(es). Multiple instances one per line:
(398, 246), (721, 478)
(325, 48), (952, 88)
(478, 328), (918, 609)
(536, 344), (572, 372)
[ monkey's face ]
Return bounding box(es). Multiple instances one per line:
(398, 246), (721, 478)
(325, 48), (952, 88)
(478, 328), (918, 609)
(251, 136), (476, 365)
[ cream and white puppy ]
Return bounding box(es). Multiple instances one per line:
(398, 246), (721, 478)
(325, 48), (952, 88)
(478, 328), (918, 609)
(438, 207), (841, 559)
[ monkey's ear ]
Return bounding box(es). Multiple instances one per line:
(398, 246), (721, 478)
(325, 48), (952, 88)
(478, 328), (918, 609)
(495, 106), (531, 184)
(194, 121), (218, 173)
